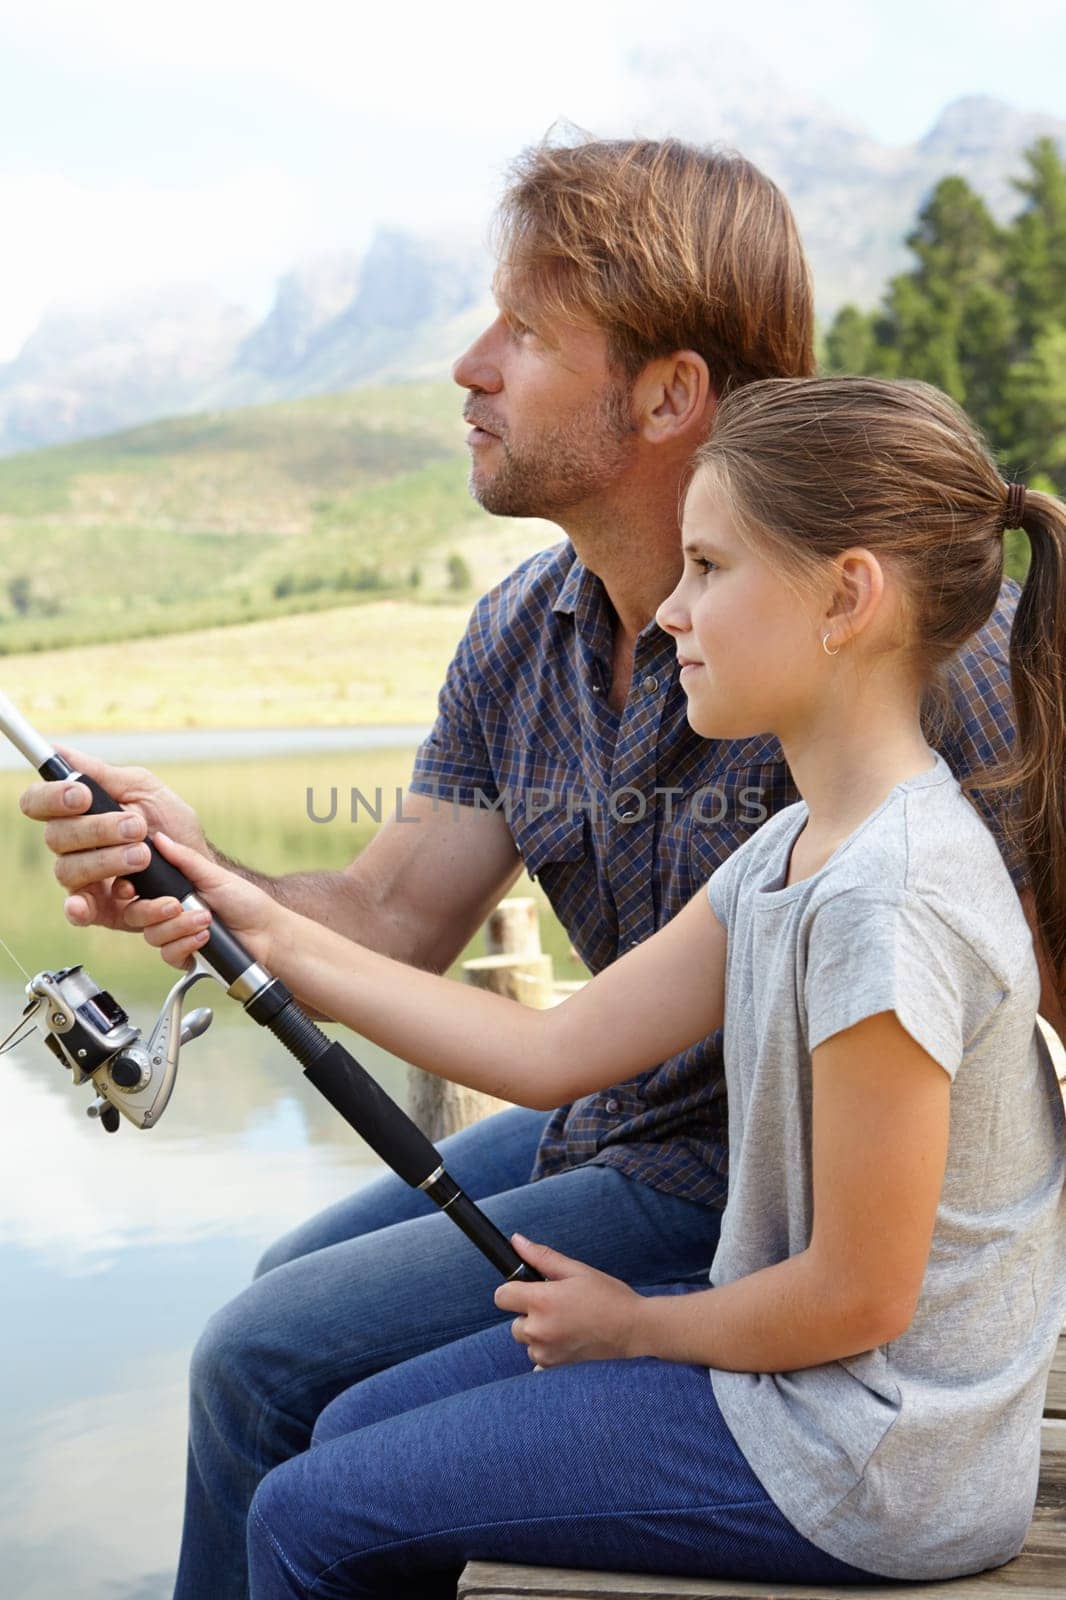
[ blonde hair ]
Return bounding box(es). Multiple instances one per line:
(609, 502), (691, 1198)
(493, 136), (815, 392)
(696, 376), (1066, 999)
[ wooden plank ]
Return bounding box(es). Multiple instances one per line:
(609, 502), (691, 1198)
(1044, 1337), (1065, 1408)
(1028, 1451), (1066, 1556)
(1037, 1427), (1062, 1465)
(460, 1451), (1066, 1599)
(1043, 1374), (1065, 1419)
(458, 1552), (1066, 1599)
(460, 1335), (1066, 1599)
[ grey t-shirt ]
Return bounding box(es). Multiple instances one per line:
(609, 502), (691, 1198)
(705, 750), (1066, 1580)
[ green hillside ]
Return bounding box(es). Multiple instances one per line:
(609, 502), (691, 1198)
(0, 383), (555, 655)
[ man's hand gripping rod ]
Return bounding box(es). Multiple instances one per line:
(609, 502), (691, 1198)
(0, 692), (541, 1285)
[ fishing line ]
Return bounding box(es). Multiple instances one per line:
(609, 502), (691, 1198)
(0, 933), (30, 980)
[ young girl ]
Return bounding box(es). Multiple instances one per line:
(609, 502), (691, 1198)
(143, 377), (1066, 1596)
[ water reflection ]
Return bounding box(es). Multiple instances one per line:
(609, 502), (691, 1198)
(0, 1018), (388, 1269)
(0, 1000), (388, 1600)
(0, 743), (580, 1599)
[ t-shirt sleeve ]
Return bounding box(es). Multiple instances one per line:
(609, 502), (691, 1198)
(706, 809), (799, 929)
(706, 844), (743, 929)
(409, 619), (500, 806)
(803, 889), (996, 1081)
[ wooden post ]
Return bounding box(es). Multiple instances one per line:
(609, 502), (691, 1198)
(485, 898), (542, 958)
(406, 898), (555, 1144)
(463, 952), (554, 1007)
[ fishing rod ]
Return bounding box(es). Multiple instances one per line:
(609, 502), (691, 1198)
(0, 691), (541, 1286)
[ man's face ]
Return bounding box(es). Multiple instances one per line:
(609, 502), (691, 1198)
(452, 287), (637, 518)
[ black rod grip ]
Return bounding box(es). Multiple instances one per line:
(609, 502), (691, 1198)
(303, 1040), (445, 1187)
(267, 1004), (542, 1278)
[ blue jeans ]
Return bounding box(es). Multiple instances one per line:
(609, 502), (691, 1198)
(247, 1309), (876, 1598)
(175, 1107), (871, 1598)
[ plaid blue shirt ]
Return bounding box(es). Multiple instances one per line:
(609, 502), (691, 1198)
(411, 542), (1026, 1210)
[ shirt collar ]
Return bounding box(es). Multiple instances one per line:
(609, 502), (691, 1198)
(551, 545), (589, 617)
(553, 547), (676, 667)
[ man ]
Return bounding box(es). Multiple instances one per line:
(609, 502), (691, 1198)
(21, 137), (1045, 1598)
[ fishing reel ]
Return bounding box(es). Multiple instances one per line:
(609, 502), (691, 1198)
(1, 961), (217, 1132)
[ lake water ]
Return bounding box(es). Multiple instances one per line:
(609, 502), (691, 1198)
(0, 738), (580, 1600)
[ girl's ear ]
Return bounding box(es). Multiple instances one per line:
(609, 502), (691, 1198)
(822, 548), (886, 644)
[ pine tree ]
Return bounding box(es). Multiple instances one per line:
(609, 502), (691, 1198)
(1005, 137), (1066, 340)
(885, 178), (1009, 407)
(1007, 323), (1066, 485)
(823, 142), (1066, 496)
(824, 305), (877, 374)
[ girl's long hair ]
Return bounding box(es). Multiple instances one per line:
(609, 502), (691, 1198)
(696, 377), (1066, 1004)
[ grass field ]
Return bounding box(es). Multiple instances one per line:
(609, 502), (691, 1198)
(0, 382), (558, 658)
(0, 600), (483, 731)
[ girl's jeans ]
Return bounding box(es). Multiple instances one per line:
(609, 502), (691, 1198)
(174, 1106), (872, 1598)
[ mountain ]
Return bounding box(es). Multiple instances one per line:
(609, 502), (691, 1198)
(235, 252), (364, 380)
(228, 227), (491, 397)
(792, 96), (1066, 308)
(0, 230), (492, 457)
(625, 44), (1066, 311)
(1, 70), (1063, 456)
(0, 287), (253, 456)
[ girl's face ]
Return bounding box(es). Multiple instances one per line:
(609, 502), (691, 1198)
(656, 473), (828, 741)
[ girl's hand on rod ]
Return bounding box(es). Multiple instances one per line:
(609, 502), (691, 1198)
(495, 1234), (649, 1368)
(124, 831), (285, 971)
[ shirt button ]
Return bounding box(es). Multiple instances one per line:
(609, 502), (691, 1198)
(642, 675), (659, 694)
(605, 1098), (620, 1113)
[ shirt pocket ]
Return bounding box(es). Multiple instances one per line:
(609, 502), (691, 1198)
(516, 806), (589, 893)
(662, 766), (779, 901)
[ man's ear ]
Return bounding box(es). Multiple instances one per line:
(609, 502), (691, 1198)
(634, 350), (713, 445)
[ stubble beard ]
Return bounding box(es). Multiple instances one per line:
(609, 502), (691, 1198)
(468, 382), (636, 519)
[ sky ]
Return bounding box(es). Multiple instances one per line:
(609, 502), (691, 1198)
(1, 0), (1064, 360)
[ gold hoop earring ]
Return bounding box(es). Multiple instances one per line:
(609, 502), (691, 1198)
(822, 632), (841, 657)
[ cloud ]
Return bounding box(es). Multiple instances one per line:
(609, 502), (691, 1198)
(8, 0), (1061, 121)
(2, 0), (626, 123)
(0, 165), (314, 359)
(0, 0), (1063, 360)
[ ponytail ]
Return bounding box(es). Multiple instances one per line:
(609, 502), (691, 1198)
(986, 491), (1066, 1003)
